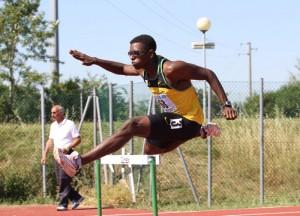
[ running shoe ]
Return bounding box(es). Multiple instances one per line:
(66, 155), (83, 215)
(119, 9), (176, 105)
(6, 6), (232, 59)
(72, 196), (84, 210)
(56, 205), (67, 211)
(57, 149), (82, 177)
(202, 122), (221, 137)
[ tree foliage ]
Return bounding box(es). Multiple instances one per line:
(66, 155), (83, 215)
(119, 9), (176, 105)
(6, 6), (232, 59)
(242, 80), (300, 118)
(0, 0), (56, 120)
(196, 88), (222, 119)
(242, 60), (300, 118)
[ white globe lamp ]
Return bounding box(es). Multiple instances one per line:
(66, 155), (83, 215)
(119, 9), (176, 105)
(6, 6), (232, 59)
(196, 17), (211, 33)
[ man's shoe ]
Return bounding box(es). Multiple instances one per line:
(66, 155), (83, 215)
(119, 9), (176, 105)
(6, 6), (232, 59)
(58, 149), (82, 177)
(72, 197), (84, 210)
(201, 122), (221, 138)
(56, 205), (67, 211)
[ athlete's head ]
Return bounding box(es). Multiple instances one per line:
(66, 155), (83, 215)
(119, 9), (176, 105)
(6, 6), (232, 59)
(128, 34), (157, 69)
(130, 34), (157, 51)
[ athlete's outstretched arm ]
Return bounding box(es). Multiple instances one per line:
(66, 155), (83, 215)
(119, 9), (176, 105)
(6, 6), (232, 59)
(69, 50), (140, 76)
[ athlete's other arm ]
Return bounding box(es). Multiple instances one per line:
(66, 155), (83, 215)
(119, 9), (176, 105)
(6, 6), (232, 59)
(164, 60), (237, 120)
(69, 50), (141, 76)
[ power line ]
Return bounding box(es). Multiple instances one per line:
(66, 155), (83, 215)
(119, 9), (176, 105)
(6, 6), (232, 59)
(148, 0), (199, 37)
(104, 0), (199, 55)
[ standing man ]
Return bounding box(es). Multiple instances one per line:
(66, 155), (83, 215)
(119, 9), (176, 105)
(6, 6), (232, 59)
(58, 34), (237, 177)
(41, 105), (84, 211)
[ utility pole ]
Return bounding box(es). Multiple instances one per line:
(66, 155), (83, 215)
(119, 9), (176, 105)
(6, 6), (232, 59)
(247, 42), (253, 97)
(51, 0), (59, 85)
(241, 42), (256, 97)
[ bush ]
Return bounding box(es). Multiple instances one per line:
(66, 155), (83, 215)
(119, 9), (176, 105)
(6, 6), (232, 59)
(0, 172), (34, 202)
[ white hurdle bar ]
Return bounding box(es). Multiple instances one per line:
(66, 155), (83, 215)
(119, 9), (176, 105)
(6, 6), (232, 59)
(97, 154), (160, 216)
(101, 154), (160, 165)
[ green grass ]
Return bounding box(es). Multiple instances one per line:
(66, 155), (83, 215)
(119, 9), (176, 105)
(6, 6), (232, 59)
(0, 117), (299, 210)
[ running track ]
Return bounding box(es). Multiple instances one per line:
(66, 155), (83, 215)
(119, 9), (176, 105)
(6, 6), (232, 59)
(1, 205), (300, 216)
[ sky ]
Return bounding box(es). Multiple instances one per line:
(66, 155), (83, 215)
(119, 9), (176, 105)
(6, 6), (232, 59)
(37, 0), (300, 85)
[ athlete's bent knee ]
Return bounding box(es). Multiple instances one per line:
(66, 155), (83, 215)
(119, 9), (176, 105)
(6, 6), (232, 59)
(120, 117), (148, 136)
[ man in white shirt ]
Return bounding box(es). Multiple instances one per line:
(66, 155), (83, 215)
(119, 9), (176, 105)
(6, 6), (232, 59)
(41, 105), (84, 211)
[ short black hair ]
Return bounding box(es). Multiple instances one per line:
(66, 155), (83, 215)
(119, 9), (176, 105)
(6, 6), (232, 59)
(130, 34), (157, 51)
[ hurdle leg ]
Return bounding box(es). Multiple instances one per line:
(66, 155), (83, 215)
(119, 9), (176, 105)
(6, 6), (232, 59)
(96, 159), (102, 216)
(149, 156), (158, 216)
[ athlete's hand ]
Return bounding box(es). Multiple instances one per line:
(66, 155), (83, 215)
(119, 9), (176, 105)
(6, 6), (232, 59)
(69, 49), (95, 66)
(222, 107), (237, 120)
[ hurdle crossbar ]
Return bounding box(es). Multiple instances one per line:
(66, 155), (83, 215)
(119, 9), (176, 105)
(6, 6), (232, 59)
(101, 154), (160, 165)
(97, 155), (159, 216)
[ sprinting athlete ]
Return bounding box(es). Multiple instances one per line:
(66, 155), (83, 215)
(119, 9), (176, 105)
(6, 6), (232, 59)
(58, 34), (237, 177)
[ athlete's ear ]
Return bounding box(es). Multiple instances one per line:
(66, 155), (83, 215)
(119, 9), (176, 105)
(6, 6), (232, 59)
(148, 49), (155, 58)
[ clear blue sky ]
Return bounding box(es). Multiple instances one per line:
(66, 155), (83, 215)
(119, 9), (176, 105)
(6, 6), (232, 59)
(38, 0), (300, 84)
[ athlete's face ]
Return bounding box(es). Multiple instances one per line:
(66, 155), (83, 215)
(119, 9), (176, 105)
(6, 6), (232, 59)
(128, 42), (151, 69)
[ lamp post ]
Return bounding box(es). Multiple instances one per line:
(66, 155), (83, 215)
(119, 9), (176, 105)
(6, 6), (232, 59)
(193, 17), (214, 120)
(194, 17), (214, 208)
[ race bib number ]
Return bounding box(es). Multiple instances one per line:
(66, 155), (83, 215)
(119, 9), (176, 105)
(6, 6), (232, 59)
(155, 94), (177, 112)
(170, 118), (183, 129)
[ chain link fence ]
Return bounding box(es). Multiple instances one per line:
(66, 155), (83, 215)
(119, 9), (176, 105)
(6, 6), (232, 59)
(0, 80), (299, 209)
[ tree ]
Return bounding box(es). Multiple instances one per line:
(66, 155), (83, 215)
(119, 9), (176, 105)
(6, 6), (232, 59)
(275, 81), (300, 117)
(97, 83), (128, 122)
(288, 58), (300, 83)
(134, 98), (149, 116)
(242, 81), (300, 118)
(0, 83), (11, 121)
(46, 78), (82, 121)
(196, 88), (222, 119)
(44, 74), (129, 122)
(0, 0), (56, 121)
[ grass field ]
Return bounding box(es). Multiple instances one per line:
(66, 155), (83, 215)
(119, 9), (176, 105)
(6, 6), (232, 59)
(0, 117), (299, 210)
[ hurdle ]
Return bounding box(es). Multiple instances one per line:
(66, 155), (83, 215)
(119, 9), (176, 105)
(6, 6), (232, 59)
(96, 154), (160, 216)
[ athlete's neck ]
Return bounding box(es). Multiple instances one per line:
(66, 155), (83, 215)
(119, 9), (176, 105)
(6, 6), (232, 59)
(145, 55), (159, 78)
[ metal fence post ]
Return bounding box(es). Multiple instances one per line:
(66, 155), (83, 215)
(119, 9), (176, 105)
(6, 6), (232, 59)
(40, 87), (46, 197)
(109, 83), (114, 137)
(129, 81), (134, 154)
(260, 78), (265, 204)
(108, 82), (114, 184)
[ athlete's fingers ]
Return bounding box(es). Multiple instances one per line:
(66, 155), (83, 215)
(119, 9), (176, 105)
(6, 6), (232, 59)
(223, 107), (237, 120)
(70, 50), (85, 60)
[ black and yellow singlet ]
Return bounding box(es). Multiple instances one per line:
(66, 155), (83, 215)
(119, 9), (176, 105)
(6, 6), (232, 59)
(143, 55), (204, 125)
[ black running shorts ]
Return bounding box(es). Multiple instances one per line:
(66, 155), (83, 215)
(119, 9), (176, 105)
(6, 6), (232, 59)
(147, 113), (201, 148)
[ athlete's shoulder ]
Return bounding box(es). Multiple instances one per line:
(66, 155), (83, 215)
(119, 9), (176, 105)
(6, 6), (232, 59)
(162, 59), (189, 74)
